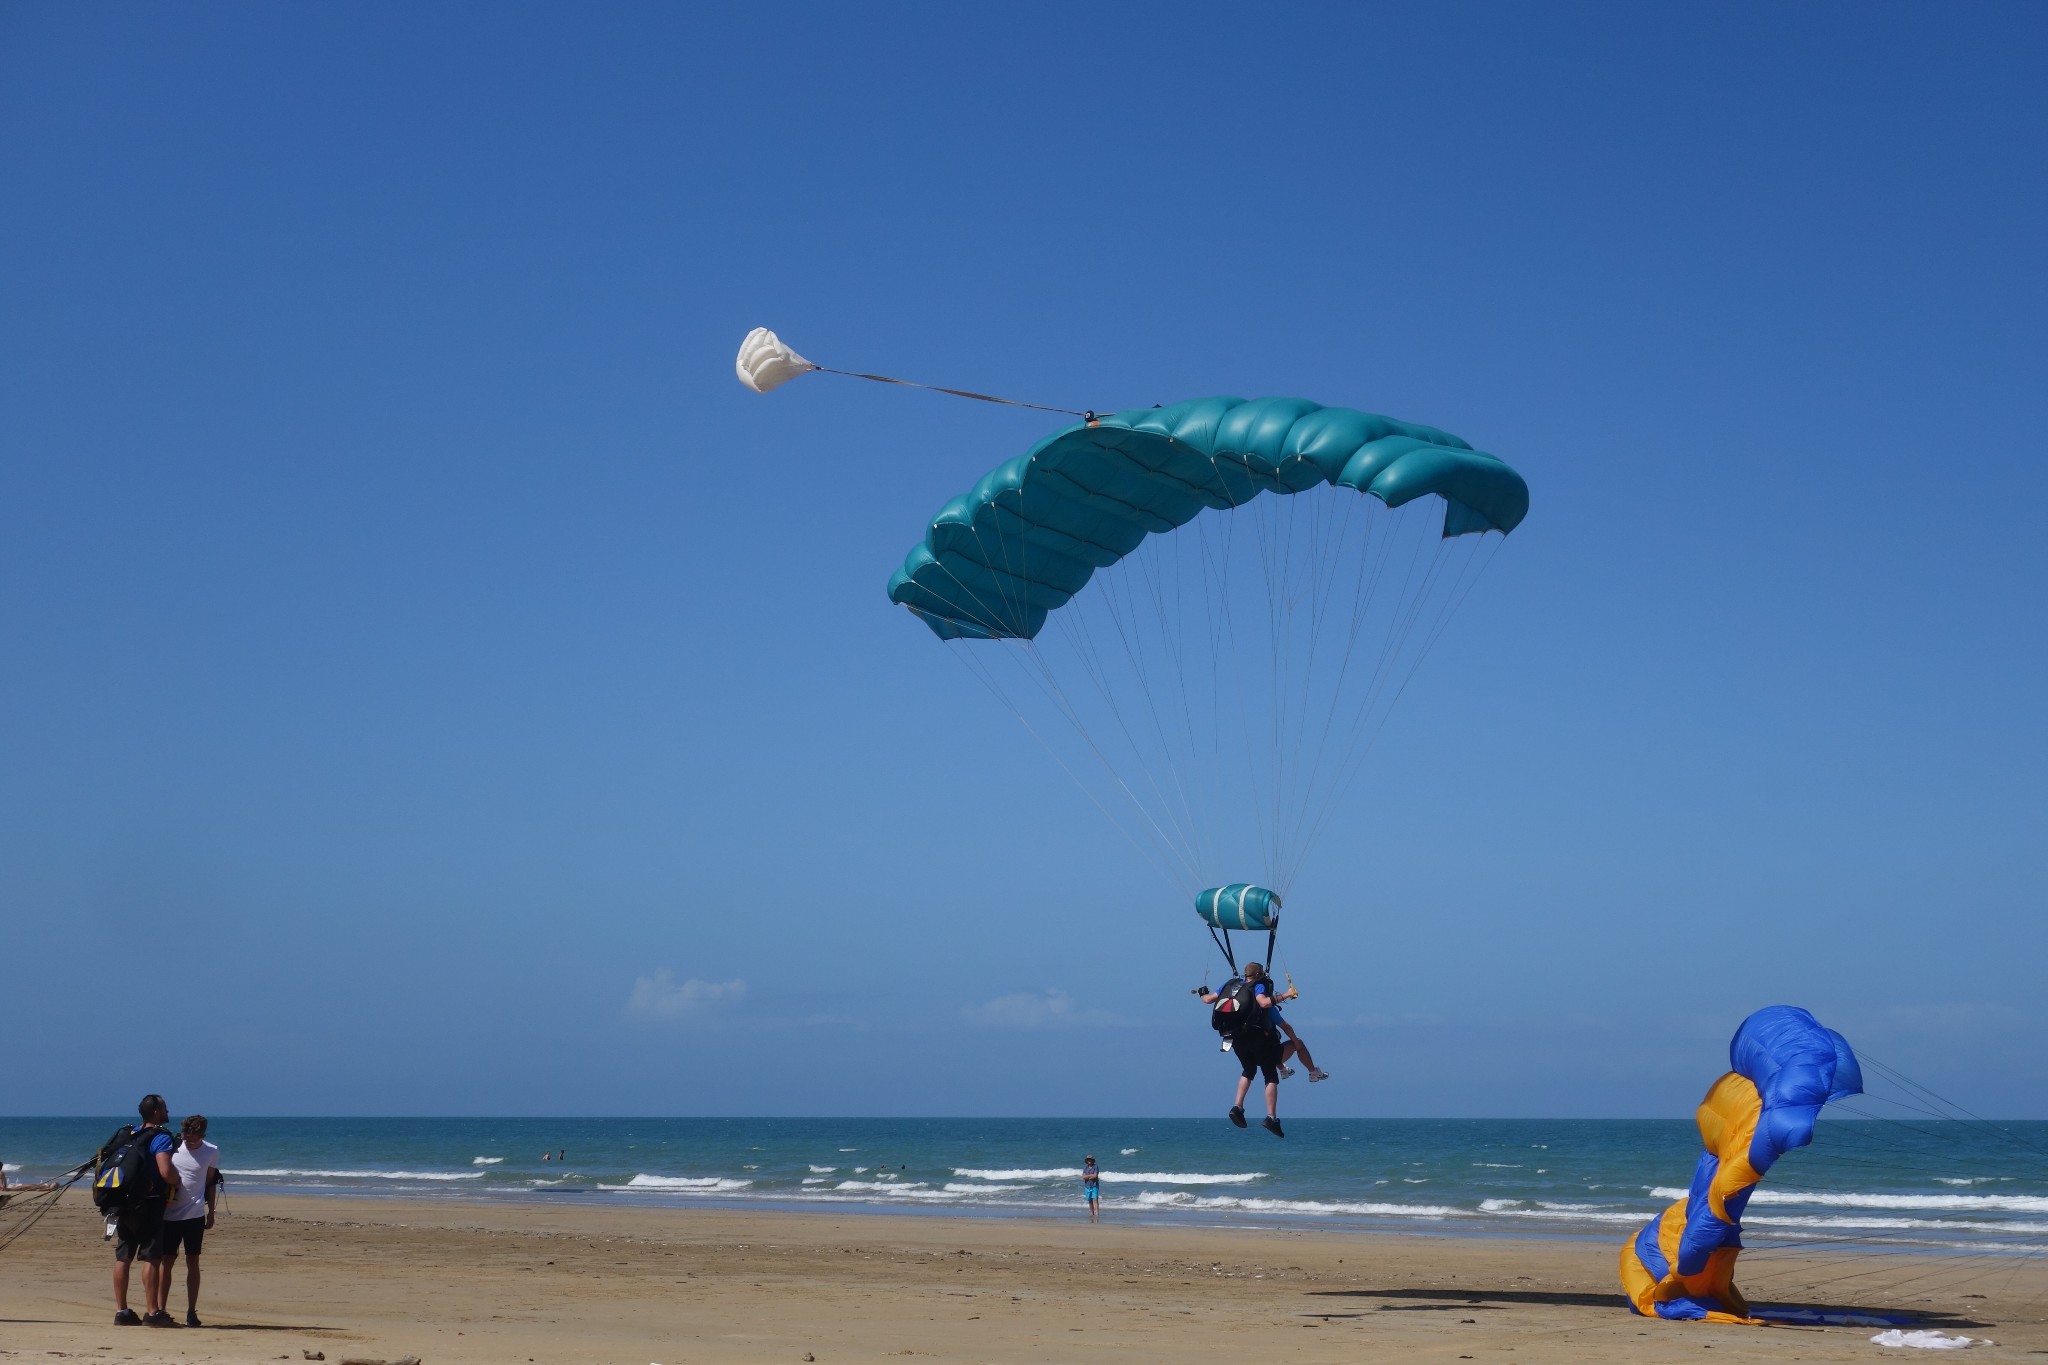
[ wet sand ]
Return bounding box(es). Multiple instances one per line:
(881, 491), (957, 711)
(4, 1192), (2042, 1363)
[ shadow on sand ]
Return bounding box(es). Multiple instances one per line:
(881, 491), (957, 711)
(1304, 1288), (1975, 1328)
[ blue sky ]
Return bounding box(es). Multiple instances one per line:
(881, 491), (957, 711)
(3, 2), (2043, 1118)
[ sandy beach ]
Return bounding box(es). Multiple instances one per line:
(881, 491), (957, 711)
(4, 1193), (2042, 1364)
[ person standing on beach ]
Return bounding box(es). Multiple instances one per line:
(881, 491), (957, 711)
(1081, 1156), (1101, 1222)
(154, 1115), (220, 1327)
(102, 1094), (178, 1327)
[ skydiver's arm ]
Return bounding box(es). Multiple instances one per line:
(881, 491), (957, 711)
(1197, 990), (1221, 1004)
(156, 1148), (179, 1203)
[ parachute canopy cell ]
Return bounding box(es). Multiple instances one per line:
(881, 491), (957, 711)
(1196, 884), (1280, 932)
(735, 327), (817, 393)
(886, 396), (1530, 641)
(1620, 1006), (1862, 1324)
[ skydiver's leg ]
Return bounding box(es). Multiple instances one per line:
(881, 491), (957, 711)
(1263, 1079), (1279, 1119)
(1234, 1074), (1253, 1107)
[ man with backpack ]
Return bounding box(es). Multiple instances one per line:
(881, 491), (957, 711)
(94, 1094), (179, 1327)
(1196, 963), (1293, 1137)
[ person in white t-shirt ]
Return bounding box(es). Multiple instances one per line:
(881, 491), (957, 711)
(153, 1115), (220, 1328)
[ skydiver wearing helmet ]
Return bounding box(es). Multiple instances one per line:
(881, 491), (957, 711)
(1196, 963), (1293, 1137)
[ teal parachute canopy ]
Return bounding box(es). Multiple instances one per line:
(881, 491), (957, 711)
(888, 396), (1528, 641)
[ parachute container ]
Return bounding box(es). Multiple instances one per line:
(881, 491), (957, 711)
(1619, 1006), (1863, 1324)
(1195, 884), (1280, 931)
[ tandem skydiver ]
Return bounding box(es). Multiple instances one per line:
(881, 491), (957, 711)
(1196, 963), (1293, 1137)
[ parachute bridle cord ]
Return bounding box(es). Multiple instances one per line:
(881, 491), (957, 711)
(811, 367), (1094, 417)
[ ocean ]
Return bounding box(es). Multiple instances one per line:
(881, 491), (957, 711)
(6, 1116), (2044, 1255)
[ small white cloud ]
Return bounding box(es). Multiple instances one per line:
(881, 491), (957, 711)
(626, 970), (745, 1021)
(961, 988), (1120, 1029)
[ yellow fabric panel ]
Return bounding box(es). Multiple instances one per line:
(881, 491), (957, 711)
(1618, 1233), (1660, 1316)
(1696, 1073), (1765, 1222)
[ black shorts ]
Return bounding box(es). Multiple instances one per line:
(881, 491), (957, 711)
(1233, 1030), (1281, 1084)
(156, 1216), (206, 1259)
(114, 1204), (164, 1262)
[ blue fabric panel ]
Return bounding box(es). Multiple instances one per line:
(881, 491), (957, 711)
(889, 396), (1529, 640)
(1632, 1216), (1671, 1282)
(1731, 1006), (1864, 1175)
(1654, 1299), (1711, 1321)
(1676, 1152), (1737, 1274)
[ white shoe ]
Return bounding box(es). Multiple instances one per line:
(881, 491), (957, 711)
(1277, 1064), (1296, 1079)
(1220, 1038), (1233, 1052)
(1309, 1068), (1330, 1082)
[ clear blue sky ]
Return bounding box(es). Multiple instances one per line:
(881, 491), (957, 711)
(3, 2), (2042, 1118)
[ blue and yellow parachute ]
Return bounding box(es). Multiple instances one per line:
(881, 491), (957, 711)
(1620, 1006), (1863, 1323)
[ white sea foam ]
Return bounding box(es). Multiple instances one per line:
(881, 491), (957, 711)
(1, 1163), (19, 1172)
(953, 1167), (1262, 1185)
(839, 1147), (857, 1152)
(833, 1180), (951, 1199)
(233, 1168), (484, 1181)
(613, 1174), (752, 1192)
(809, 1165), (836, 1174)
(1649, 1187), (2048, 1214)
(1120, 1148), (1139, 1155)
(1133, 1191), (1462, 1218)
(1473, 1198), (1642, 1224)
(1474, 1163), (1522, 1169)
(1748, 1214), (2048, 1235)
(943, 1182), (1030, 1194)
(472, 1156), (504, 1165)
(528, 1178), (569, 1187)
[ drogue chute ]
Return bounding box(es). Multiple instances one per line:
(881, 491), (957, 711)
(734, 327), (817, 394)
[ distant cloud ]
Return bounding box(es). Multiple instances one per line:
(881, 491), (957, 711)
(961, 988), (1120, 1029)
(625, 970), (745, 1021)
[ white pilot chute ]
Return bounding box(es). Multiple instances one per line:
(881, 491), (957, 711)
(734, 327), (817, 393)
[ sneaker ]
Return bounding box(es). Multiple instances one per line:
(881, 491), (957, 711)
(1219, 1038), (1233, 1052)
(1309, 1068), (1330, 1082)
(185, 1312), (203, 1327)
(1277, 1064), (1296, 1079)
(1227, 1106), (1248, 1128)
(142, 1310), (178, 1327)
(1262, 1116), (1286, 1138)
(113, 1309), (141, 1326)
